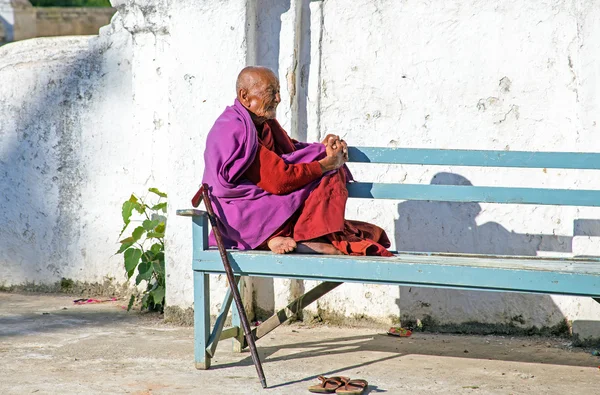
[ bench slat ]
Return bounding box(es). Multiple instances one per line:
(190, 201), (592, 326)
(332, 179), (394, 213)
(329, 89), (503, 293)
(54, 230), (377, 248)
(346, 182), (600, 207)
(193, 251), (600, 297)
(348, 147), (600, 169)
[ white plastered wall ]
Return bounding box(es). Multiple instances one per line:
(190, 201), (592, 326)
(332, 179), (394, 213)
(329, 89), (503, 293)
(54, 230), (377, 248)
(298, 0), (600, 336)
(1, 0), (600, 338)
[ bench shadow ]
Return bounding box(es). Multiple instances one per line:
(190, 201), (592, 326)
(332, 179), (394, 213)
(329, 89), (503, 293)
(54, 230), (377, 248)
(210, 331), (598, 390)
(393, 172), (577, 333)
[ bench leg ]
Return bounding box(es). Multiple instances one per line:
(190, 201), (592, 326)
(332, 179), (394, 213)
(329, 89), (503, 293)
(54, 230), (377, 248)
(194, 271), (211, 370)
(231, 276), (247, 353)
(237, 281), (343, 351)
(205, 276), (239, 357)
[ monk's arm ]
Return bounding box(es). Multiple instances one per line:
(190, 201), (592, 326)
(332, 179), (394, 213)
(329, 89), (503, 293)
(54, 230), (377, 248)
(245, 144), (323, 195)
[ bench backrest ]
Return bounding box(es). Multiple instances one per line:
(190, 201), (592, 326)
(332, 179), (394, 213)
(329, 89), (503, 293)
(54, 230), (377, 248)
(347, 147), (600, 207)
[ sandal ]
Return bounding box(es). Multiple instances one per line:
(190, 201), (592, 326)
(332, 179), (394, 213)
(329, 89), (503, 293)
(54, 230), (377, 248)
(387, 327), (412, 337)
(308, 376), (349, 393)
(336, 378), (368, 394)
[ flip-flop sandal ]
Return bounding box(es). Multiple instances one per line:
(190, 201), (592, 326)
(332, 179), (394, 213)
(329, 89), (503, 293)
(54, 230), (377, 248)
(308, 375), (349, 393)
(336, 378), (368, 394)
(387, 326), (412, 337)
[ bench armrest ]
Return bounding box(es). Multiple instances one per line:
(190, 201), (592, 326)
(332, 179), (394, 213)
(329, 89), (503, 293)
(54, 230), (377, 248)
(176, 209), (208, 217)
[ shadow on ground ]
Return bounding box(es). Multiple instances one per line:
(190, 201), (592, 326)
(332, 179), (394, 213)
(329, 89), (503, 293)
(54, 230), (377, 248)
(0, 292), (156, 338)
(215, 331), (598, 371)
(3, 292), (599, 394)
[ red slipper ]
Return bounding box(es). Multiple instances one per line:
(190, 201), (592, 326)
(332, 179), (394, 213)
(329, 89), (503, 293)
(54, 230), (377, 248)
(387, 327), (412, 337)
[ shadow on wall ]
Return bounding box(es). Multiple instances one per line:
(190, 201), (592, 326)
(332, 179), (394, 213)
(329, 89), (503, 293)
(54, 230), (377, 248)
(0, 40), (103, 286)
(295, 0), (312, 143)
(238, 2), (596, 334)
(0, 16), (8, 44)
(253, 0), (312, 142)
(254, 0), (290, 76)
(393, 172), (573, 331)
(243, 3), (575, 328)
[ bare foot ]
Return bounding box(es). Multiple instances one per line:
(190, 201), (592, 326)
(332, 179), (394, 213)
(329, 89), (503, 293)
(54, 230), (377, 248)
(296, 241), (344, 255)
(267, 237), (297, 254)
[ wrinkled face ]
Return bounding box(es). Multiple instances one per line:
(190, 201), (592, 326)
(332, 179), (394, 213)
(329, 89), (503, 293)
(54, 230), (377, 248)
(240, 71), (281, 123)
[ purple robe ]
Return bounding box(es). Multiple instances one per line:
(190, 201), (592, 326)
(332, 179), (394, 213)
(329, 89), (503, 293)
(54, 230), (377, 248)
(201, 99), (327, 249)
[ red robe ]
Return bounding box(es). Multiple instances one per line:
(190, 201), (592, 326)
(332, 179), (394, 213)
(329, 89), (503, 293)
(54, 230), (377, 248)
(244, 120), (393, 257)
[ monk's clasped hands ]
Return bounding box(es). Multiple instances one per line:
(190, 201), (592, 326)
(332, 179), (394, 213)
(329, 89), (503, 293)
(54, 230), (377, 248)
(319, 135), (348, 172)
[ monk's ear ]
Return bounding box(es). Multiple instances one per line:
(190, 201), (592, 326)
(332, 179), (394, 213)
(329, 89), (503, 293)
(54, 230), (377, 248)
(238, 88), (250, 106)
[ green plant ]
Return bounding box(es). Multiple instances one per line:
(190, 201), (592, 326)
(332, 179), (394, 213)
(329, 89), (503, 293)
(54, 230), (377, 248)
(117, 188), (167, 312)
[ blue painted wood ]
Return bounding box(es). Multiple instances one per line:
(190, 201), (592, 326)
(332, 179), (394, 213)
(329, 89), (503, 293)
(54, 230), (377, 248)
(182, 144), (600, 370)
(346, 182), (600, 207)
(349, 147), (600, 169)
(230, 276), (246, 353)
(192, 215), (209, 252)
(206, 277), (238, 357)
(194, 271), (211, 370)
(193, 251), (600, 297)
(176, 209), (207, 217)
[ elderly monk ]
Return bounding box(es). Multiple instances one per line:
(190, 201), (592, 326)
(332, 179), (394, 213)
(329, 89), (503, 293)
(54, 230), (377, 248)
(197, 66), (392, 256)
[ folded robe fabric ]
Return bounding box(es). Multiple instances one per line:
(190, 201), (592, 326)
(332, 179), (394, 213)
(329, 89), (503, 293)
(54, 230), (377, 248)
(201, 99), (327, 249)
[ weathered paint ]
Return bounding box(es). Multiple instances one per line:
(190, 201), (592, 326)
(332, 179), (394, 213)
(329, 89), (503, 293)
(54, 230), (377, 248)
(347, 182), (600, 206)
(193, 271), (211, 370)
(348, 147), (600, 169)
(190, 245), (600, 297)
(205, 277), (238, 357)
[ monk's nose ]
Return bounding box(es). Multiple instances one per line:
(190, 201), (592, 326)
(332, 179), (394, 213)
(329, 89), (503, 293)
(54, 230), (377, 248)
(275, 92), (281, 104)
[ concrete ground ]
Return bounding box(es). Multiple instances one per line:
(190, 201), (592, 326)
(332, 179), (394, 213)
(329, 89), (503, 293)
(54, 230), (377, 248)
(1, 292), (599, 395)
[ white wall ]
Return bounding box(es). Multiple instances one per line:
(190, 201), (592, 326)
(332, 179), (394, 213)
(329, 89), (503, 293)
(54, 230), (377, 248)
(1, 0), (600, 339)
(301, 0), (600, 336)
(0, 29), (135, 287)
(165, 0), (251, 310)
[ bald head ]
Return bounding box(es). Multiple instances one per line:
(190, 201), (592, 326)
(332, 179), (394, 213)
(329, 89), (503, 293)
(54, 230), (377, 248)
(236, 66), (281, 124)
(236, 66), (278, 95)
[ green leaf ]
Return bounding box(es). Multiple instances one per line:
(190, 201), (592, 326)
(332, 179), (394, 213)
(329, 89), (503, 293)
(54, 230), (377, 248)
(151, 202), (167, 213)
(124, 248), (142, 278)
(151, 285), (165, 306)
(142, 219), (159, 231)
(148, 188), (167, 198)
(140, 250), (155, 263)
(122, 197), (145, 232)
(155, 222), (166, 233)
(119, 237), (135, 244)
(141, 294), (150, 309)
(146, 280), (158, 292)
(135, 261), (153, 284)
(152, 260), (165, 276)
(132, 226), (146, 242)
(150, 243), (162, 254)
(121, 201), (136, 226)
(116, 241), (133, 254)
(127, 294), (135, 311)
(119, 222), (129, 238)
(147, 232), (165, 239)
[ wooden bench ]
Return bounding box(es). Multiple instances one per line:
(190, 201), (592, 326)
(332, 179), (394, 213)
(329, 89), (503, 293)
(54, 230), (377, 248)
(177, 146), (600, 369)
